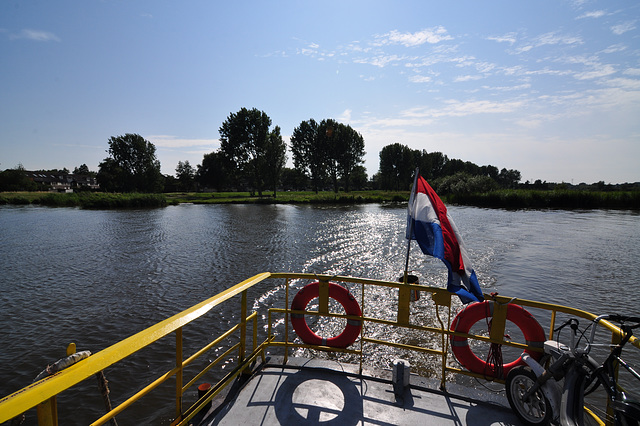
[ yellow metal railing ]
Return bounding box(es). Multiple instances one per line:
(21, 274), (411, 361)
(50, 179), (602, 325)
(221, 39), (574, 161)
(0, 272), (637, 426)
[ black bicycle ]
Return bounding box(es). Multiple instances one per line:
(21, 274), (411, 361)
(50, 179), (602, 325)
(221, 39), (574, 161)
(505, 314), (640, 425)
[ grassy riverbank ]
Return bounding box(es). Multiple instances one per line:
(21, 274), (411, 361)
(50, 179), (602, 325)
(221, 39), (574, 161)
(0, 192), (172, 208)
(1, 189), (639, 210)
(165, 190), (408, 204)
(448, 189), (640, 210)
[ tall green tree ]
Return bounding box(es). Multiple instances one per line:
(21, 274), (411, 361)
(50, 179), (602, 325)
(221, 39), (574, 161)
(414, 150), (448, 180)
(290, 118), (326, 193)
(97, 133), (163, 192)
(175, 160), (196, 191)
(498, 168), (521, 189)
(280, 167), (309, 191)
(264, 126), (287, 197)
(197, 151), (230, 191)
(318, 119), (342, 193)
(291, 118), (365, 193)
(349, 165), (369, 190)
(335, 123), (365, 192)
(379, 143), (414, 190)
(218, 108), (285, 196)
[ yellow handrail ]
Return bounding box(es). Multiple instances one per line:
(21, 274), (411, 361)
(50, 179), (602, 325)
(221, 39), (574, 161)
(0, 272), (271, 423)
(0, 271), (636, 425)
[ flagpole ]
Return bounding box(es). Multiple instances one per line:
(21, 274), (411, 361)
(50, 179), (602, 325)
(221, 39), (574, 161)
(404, 168), (420, 284)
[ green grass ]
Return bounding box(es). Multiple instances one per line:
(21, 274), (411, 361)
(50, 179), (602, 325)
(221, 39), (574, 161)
(0, 192), (172, 209)
(448, 189), (640, 210)
(2, 189), (638, 210)
(165, 190), (408, 205)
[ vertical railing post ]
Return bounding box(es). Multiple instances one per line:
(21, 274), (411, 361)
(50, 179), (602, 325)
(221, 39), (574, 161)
(36, 343), (79, 426)
(284, 278), (290, 364)
(432, 290), (452, 391)
(489, 301), (508, 343)
(397, 285), (411, 325)
(240, 290), (247, 364)
(175, 327), (183, 421)
(36, 397), (58, 426)
(318, 279), (329, 315)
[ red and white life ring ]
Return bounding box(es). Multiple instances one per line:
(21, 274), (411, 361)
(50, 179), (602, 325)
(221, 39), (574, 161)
(291, 282), (362, 348)
(450, 301), (545, 379)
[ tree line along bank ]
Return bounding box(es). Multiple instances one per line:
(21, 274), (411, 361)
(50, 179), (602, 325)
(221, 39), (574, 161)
(2, 107), (637, 197)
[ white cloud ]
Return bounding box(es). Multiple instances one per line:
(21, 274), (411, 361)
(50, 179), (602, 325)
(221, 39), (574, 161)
(514, 31), (583, 54)
(146, 135), (218, 149)
(482, 83), (531, 92)
(10, 29), (60, 42)
(536, 32), (583, 47)
(576, 10), (607, 19)
(600, 44), (627, 54)
(487, 33), (518, 45)
(398, 98), (526, 120)
(339, 109), (352, 122)
(409, 75), (432, 83)
(603, 77), (640, 90)
(354, 54), (406, 68)
(375, 27), (453, 47)
(611, 21), (637, 35)
(454, 75), (483, 82)
(574, 63), (616, 80)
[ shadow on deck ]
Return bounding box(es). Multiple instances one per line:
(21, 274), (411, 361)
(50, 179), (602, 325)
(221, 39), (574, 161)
(199, 357), (523, 426)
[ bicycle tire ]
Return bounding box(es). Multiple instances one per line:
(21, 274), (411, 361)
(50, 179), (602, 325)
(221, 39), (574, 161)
(506, 366), (553, 426)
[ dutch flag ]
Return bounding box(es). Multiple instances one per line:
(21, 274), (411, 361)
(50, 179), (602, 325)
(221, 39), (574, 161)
(406, 173), (484, 304)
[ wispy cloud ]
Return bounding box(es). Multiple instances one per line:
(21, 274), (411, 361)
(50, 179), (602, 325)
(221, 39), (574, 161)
(454, 75), (484, 82)
(600, 44), (627, 54)
(514, 31), (583, 54)
(147, 135), (218, 149)
(354, 54), (407, 68)
(576, 10), (607, 19)
(400, 98), (526, 120)
(603, 77), (640, 90)
(409, 75), (432, 83)
(374, 27), (453, 47)
(338, 109), (352, 122)
(10, 29), (60, 42)
(611, 21), (637, 35)
(574, 63), (616, 80)
(487, 33), (518, 45)
(482, 83), (532, 92)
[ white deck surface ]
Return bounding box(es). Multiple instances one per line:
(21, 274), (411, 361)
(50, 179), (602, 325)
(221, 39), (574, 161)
(201, 358), (524, 425)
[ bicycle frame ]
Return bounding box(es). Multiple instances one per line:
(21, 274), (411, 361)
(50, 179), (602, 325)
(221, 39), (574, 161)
(513, 315), (640, 425)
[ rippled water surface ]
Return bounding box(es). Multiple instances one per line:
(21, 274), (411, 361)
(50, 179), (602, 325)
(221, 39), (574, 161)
(1, 204), (638, 423)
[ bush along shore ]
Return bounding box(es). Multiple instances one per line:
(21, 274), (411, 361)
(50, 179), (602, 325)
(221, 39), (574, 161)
(0, 192), (172, 209)
(1, 189), (639, 210)
(447, 189), (640, 210)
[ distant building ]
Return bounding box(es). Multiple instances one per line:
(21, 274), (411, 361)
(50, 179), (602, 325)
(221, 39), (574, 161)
(24, 171), (99, 192)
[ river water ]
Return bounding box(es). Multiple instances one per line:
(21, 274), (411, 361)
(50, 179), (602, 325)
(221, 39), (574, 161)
(1, 204), (638, 423)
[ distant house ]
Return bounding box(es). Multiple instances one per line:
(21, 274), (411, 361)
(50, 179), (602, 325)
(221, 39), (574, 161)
(24, 171), (99, 192)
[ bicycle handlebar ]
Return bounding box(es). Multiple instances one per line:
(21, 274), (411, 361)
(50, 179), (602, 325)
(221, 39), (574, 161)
(586, 314), (640, 352)
(604, 314), (640, 325)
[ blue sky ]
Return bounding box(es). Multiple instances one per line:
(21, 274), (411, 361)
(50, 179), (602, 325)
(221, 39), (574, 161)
(1, 0), (639, 184)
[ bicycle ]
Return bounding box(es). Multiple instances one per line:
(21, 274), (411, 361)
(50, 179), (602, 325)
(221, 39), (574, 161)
(505, 314), (640, 425)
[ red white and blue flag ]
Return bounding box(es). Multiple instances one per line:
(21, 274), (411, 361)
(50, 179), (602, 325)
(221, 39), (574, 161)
(406, 174), (484, 303)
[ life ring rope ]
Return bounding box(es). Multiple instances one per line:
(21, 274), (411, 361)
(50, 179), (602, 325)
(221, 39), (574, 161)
(290, 281), (362, 348)
(449, 300), (545, 379)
